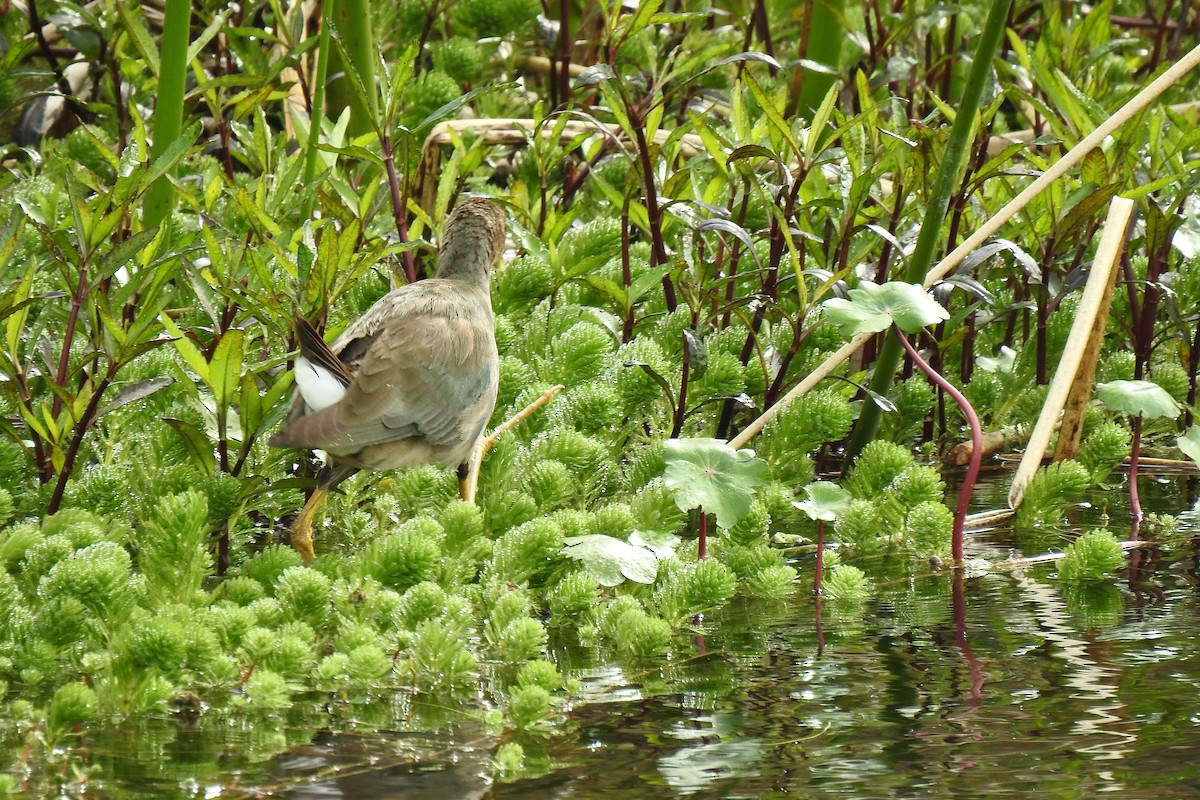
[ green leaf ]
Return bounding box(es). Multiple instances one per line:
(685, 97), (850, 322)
(209, 329), (245, 407)
(163, 417), (216, 475)
(1177, 426), (1200, 466)
(1095, 380), (1182, 420)
(823, 281), (949, 336)
(116, 2), (160, 75)
(662, 438), (769, 529)
(794, 481), (851, 522)
(628, 530), (680, 558)
(561, 534), (659, 586)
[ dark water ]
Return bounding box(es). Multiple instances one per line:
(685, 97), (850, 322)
(15, 479), (1200, 799)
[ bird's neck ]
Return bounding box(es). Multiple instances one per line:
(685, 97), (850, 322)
(436, 230), (495, 289)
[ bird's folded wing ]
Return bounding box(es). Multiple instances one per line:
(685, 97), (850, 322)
(272, 309), (496, 452)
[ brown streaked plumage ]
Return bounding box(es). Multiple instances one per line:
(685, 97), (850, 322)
(271, 197), (506, 561)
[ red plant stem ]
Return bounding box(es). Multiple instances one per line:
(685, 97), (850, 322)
(48, 365), (117, 514)
(814, 520), (825, 596)
(381, 135), (417, 284)
(51, 261), (90, 423)
(620, 199), (634, 342)
(893, 325), (981, 563)
(1129, 415), (1143, 537)
(952, 572), (984, 707)
(670, 331), (690, 438)
(697, 511), (708, 560)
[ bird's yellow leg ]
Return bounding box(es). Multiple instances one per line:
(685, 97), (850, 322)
(288, 486), (328, 563)
(457, 463), (472, 503)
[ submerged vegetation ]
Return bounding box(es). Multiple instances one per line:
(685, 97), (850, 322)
(0, 0), (1198, 792)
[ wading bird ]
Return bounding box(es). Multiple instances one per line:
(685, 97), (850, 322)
(271, 197), (505, 561)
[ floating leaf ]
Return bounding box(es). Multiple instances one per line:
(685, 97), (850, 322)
(794, 481), (851, 522)
(628, 530), (680, 559)
(1095, 380), (1182, 420)
(1177, 426), (1200, 465)
(823, 281), (949, 336)
(561, 535), (658, 586)
(662, 438), (769, 529)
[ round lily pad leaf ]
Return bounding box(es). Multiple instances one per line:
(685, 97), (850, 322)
(1095, 380), (1182, 420)
(561, 535), (659, 586)
(1177, 425), (1200, 465)
(663, 438), (769, 530)
(794, 481), (852, 522)
(823, 281), (950, 336)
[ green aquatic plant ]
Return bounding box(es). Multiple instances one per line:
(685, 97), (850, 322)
(825, 281), (979, 563)
(662, 438), (769, 558)
(1057, 530), (1127, 583)
(1014, 460), (1092, 528)
(1095, 379), (1182, 532)
(795, 481), (851, 597)
(822, 564), (872, 602)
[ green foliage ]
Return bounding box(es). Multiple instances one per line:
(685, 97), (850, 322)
(653, 559), (737, 621)
(1058, 530), (1126, 582)
(903, 501), (954, 559)
(357, 519), (443, 592)
(46, 683), (98, 736)
(879, 376), (934, 443)
(0, 489), (13, 527)
(823, 564), (872, 601)
(275, 567), (332, 626)
(1014, 460), (1092, 527)
(453, 0), (539, 36)
(135, 490), (212, 605)
(0, 0), (1195, 784)
(508, 684), (552, 729)
(241, 545), (305, 591)
(546, 570), (601, 622)
(662, 438), (769, 529)
(755, 390), (851, 484)
(1077, 420), (1131, 483)
(844, 441), (915, 499)
(494, 741), (526, 776)
(487, 517), (563, 586)
(406, 619), (477, 690)
(601, 601), (673, 659)
(824, 282), (950, 336)
(516, 659), (561, 693)
(430, 37), (485, 83)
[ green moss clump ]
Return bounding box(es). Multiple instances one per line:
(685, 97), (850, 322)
(496, 255), (555, 312)
(823, 564), (872, 601)
(653, 559), (737, 621)
(546, 570), (600, 622)
(1077, 420), (1130, 484)
(1014, 460), (1091, 527)
(430, 36), (486, 83)
(844, 440), (914, 499)
(516, 659), (560, 692)
(508, 684), (551, 729)
(241, 545), (304, 591)
(46, 683), (98, 736)
(274, 567), (332, 626)
(487, 517), (563, 586)
(357, 521), (443, 592)
(406, 619), (477, 690)
(454, 0), (540, 36)
(1058, 530), (1126, 582)
(903, 501), (953, 559)
(402, 70), (461, 127)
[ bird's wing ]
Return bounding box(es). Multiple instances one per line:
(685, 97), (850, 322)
(272, 284), (497, 453)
